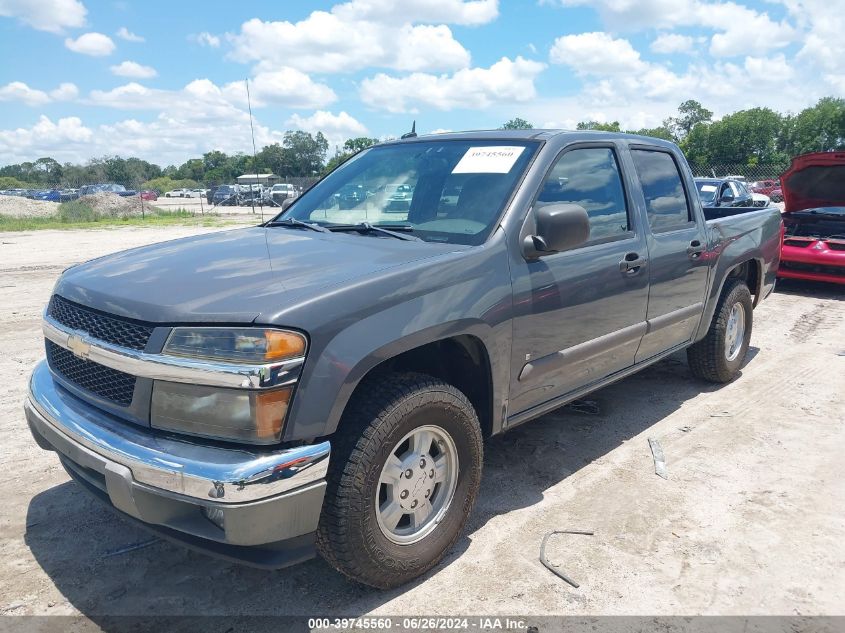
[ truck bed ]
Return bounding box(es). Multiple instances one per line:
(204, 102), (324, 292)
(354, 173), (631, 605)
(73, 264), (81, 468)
(702, 205), (777, 220)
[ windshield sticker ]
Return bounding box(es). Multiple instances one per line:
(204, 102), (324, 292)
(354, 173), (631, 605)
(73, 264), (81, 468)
(452, 146), (525, 174)
(699, 185), (717, 192)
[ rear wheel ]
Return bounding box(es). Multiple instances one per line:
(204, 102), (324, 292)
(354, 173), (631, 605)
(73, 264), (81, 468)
(687, 279), (753, 383)
(317, 372), (483, 588)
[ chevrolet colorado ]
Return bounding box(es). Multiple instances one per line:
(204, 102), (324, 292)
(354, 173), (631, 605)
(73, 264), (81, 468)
(25, 130), (782, 588)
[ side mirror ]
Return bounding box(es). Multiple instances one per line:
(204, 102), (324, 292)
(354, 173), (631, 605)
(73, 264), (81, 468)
(719, 190), (735, 204)
(281, 197), (296, 211)
(523, 203), (590, 259)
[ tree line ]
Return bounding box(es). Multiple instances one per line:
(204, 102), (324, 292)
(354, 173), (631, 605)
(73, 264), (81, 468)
(2, 97), (842, 192)
(503, 97), (845, 173)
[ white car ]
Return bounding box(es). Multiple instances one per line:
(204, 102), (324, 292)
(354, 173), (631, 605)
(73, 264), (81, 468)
(751, 192), (771, 207)
(183, 189), (206, 198)
(164, 188), (189, 198)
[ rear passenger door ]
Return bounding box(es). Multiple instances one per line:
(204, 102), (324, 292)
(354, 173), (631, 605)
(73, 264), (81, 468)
(628, 147), (710, 361)
(509, 143), (650, 414)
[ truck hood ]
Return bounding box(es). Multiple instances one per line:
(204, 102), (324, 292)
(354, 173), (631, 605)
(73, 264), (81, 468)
(55, 226), (462, 323)
(781, 151), (845, 213)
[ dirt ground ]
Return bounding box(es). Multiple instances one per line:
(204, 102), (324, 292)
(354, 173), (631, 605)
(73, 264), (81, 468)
(0, 224), (843, 623)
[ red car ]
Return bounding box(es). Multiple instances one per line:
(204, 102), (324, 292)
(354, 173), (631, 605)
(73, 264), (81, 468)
(749, 179), (783, 202)
(140, 190), (158, 201)
(778, 151), (845, 285)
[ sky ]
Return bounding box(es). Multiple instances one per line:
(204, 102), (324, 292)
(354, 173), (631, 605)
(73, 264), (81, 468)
(0, 0), (842, 167)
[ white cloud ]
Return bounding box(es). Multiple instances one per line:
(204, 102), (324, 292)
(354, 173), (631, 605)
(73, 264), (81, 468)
(360, 56), (546, 113)
(228, 9), (472, 73)
(193, 31), (221, 47)
(0, 81), (50, 106)
(0, 116), (94, 163)
(332, 0), (498, 25)
(550, 32), (644, 74)
(549, 0), (795, 57)
(116, 27), (144, 42)
(110, 61), (158, 79)
(0, 89), (298, 165)
(223, 68), (337, 109)
(65, 32), (116, 56)
(49, 82), (78, 100)
(286, 110), (368, 150)
(89, 73), (335, 113)
(0, 81), (78, 106)
(783, 0), (845, 90)
(0, 0), (86, 33)
(651, 33), (694, 54)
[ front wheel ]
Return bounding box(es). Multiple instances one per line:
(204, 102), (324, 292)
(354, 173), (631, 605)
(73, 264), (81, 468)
(687, 279), (753, 383)
(317, 372), (483, 588)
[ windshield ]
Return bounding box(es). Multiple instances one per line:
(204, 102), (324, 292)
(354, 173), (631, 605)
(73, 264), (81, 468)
(274, 139), (539, 245)
(695, 180), (719, 203)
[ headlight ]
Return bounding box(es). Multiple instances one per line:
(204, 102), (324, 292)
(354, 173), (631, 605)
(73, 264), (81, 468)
(153, 327), (306, 444)
(163, 327), (306, 364)
(151, 381), (292, 444)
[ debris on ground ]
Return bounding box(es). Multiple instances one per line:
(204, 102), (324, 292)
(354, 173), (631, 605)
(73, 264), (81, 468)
(102, 538), (158, 559)
(79, 193), (162, 217)
(679, 425), (693, 433)
(648, 437), (668, 479)
(710, 411), (733, 418)
(564, 399), (600, 415)
(0, 196), (59, 218)
(539, 529), (594, 588)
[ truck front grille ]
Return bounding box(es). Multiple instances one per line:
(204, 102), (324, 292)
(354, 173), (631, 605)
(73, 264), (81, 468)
(48, 295), (154, 351)
(46, 341), (136, 406)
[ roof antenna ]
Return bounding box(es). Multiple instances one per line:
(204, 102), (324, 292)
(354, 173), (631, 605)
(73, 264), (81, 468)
(401, 120), (417, 139)
(245, 77), (263, 223)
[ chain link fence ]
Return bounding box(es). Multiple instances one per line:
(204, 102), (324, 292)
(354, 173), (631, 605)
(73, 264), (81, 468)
(689, 163), (789, 183)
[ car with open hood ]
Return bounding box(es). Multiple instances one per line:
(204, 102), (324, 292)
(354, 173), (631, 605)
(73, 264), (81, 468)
(778, 151), (845, 285)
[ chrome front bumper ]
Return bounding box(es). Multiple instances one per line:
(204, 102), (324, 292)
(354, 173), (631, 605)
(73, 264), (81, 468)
(26, 360), (330, 553)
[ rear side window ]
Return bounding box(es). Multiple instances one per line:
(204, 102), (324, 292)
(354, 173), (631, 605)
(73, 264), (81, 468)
(538, 147), (629, 241)
(631, 150), (692, 232)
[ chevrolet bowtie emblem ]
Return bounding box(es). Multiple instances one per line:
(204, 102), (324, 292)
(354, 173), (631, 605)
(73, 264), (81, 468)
(67, 334), (91, 360)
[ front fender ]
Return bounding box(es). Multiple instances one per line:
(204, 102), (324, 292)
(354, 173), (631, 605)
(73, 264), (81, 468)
(279, 238), (514, 441)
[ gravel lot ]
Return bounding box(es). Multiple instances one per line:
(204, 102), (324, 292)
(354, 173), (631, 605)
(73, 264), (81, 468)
(0, 225), (842, 622)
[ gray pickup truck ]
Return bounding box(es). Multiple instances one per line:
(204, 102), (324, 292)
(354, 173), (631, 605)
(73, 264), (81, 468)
(25, 130), (782, 588)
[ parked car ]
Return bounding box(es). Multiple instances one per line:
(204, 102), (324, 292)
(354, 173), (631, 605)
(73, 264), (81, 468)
(335, 184), (366, 209)
(212, 184), (240, 205)
(79, 184), (137, 197)
(183, 188), (206, 199)
(749, 179), (783, 202)
(206, 186), (218, 205)
(25, 131), (781, 589)
(239, 184), (264, 205)
(695, 178), (755, 208)
(269, 183), (298, 205)
(139, 190), (158, 201)
(31, 189), (61, 202)
(778, 151), (845, 285)
(60, 189), (79, 201)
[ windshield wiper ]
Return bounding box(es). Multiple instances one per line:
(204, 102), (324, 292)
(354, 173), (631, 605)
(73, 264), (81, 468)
(266, 217), (330, 233)
(326, 222), (422, 241)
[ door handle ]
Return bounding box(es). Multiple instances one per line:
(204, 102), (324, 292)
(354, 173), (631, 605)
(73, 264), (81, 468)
(619, 252), (647, 275)
(687, 240), (706, 258)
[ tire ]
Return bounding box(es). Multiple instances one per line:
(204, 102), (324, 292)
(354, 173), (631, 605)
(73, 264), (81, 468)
(317, 372), (483, 588)
(687, 279), (753, 383)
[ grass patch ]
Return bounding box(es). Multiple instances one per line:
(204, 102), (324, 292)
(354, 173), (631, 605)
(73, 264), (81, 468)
(0, 203), (230, 232)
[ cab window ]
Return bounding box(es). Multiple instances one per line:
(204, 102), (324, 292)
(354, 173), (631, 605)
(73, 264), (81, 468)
(537, 147), (630, 242)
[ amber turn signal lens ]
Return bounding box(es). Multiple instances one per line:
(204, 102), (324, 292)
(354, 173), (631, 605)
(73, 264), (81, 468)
(264, 330), (306, 361)
(255, 387), (292, 438)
